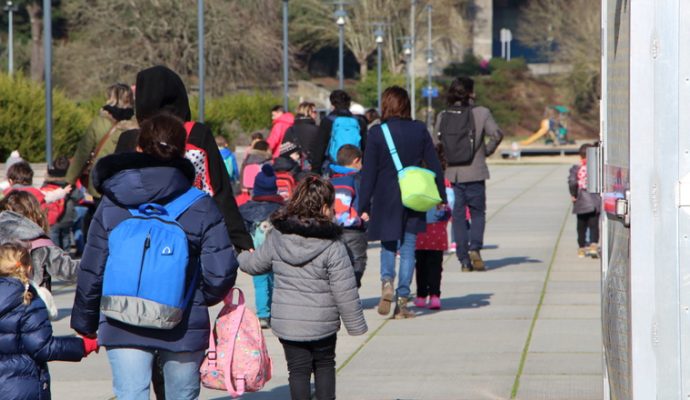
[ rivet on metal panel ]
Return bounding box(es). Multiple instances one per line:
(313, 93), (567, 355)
(651, 38), (659, 59)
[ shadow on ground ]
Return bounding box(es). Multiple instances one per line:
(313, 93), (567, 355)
(361, 293), (493, 314)
(210, 384), (290, 399)
(484, 256), (541, 271)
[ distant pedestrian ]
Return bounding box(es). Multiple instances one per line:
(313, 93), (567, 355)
(71, 112), (238, 400)
(238, 176), (367, 400)
(414, 143), (453, 310)
(320, 90), (368, 171)
(329, 144), (367, 288)
(266, 105), (295, 159)
(239, 164), (285, 329)
(358, 86), (446, 319)
(365, 108), (381, 130)
(4, 161), (71, 211)
(568, 144), (601, 258)
(42, 156), (84, 251)
(215, 135), (240, 185)
(240, 140), (273, 196)
(0, 242), (97, 400)
(282, 102), (326, 174)
(435, 77), (504, 272)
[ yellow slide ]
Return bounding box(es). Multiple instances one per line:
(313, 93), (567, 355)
(520, 119), (552, 146)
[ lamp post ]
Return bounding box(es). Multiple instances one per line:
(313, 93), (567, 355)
(402, 38), (412, 94)
(43, 0), (52, 165)
(197, 0), (205, 122)
(374, 25), (384, 112)
(410, 0), (417, 120)
(282, 0), (289, 111)
(426, 5), (433, 127)
(335, 7), (347, 89)
(4, 1), (17, 75)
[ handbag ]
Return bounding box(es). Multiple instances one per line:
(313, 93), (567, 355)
(79, 123), (118, 187)
(381, 123), (442, 212)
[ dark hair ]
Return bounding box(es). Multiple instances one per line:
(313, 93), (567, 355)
(329, 90), (351, 110)
(365, 108), (380, 124)
(271, 105), (285, 113)
(6, 161), (33, 186)
(336, 144), (362, 166)
(252, 140), (270, 151)
(435, 143), (448, 171)
(48, 156), (70, 178)
(215, 135), (228, 148)
(447, 77), (474, 106)
(272, 175), (335, 224)
(138, 112), (187, 162)
(251, 131), (264, 141)
(381, 86), (411, 121)
(579, 143), (592, 159)
(0, 190), (49, 232)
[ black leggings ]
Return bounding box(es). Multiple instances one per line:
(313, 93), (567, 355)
(280, 334), (337, 400)
(576, 212), (599, 248)
(415, 250), (443, 297)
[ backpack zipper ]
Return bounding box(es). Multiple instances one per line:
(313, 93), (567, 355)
(136, 232), (152, 295)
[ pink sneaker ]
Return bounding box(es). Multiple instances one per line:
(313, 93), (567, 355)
(428, 295), (441, 310)
(413, 296), (427, 308)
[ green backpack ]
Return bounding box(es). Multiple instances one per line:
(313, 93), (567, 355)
(381, 123), (442, 212)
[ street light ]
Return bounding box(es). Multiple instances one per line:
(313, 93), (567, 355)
(374, 25), (385, 112)
(410, 0), (417, 120)
(43, 0), (52, 165)
(426, 5), (433, 128)
(402, 39), (412, 94)
(4, 1), (18, 76)
(335, 8), (347, 89)
(282, 0), (289, 111)
(197, 0), (205, 122)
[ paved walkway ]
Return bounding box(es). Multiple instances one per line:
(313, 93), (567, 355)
(49, 164), (602, 399)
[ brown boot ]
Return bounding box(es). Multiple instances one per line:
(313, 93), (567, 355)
(393, 297), (416, 319)
(377, 280), (394, 316)
(469, 250), (485, 271)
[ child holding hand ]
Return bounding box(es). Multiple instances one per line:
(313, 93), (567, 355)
(0, 242), (97, 400)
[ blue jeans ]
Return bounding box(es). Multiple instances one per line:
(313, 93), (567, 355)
(107, 347), (204, 400)
(452, 181), (486, 265)
(380, 232), (417, 299)
(253, 272), (274, 319)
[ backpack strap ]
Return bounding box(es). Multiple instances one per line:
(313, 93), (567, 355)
(380, 123), (404, 173)
(31, 238), (56, 250)
(222, 287), (247, 397)
(164, 187), (208, 220)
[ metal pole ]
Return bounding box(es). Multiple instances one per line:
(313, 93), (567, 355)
(197, 0), (205, 122)
(43, 0), (52, 165)
(410, 0), (416, 120)
(7, 1), (13, 75)
(282, 0), (289, 111)
(427, 5), (432, 124)
(338, 23), (344, 89)
(377, 42), (382, 112)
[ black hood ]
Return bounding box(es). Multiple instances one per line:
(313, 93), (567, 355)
(93, 153), (196, 208)
(135, 66), (191, 123)
(272, 215), (342, 240)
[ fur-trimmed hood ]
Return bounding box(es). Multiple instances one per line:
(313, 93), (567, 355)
(0, 211), (44, 243)
(93, 152), (195, 208)
(270, 216), (342, 266)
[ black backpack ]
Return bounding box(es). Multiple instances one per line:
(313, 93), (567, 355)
(438, 106), (481, 166)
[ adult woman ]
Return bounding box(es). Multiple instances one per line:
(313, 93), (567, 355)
(71, 113), (238, 400)
(358, 86), (446, 319)
(282, 102), (327, 174)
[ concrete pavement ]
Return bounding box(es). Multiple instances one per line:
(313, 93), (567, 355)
(48, 164), (602, 399)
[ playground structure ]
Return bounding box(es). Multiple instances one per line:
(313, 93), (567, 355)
(520, 105), (571, 146)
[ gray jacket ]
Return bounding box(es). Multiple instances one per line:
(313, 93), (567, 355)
(238, 216), (367, 342)
(434, 105), (504, 183)
(0, 211), (78, 286)
(568, 164), (601, 214)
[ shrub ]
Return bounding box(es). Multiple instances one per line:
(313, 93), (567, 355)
(0, 74), (90, 162)
(443, 52), (485, 78)
(354, 70), (407, 108)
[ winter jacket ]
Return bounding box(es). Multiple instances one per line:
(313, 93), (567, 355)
(41, 179), (83, 229)
(65, 109), (138, 198)
(219, 147), (240, 183)
(568, 163), (601, 215)
(283, 116), (326, 174)
(329, 164), (365, 231)
(238, 216), (367, 342)
(433, 104), (504, 183)
(70, 153), (238, 352)
(4, 185), (46, 205)
(0, 211), (79, 286)
(239, 196), (284, 230)
(0, 277), (84, 400)
(267, 113), (295, 159)
(318, 109), (368, 164)
(358, 118), (447, 242)
(113, 65), (253, 251)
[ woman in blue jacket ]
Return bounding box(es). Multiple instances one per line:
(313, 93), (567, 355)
(358, 86), (446, 320)
(70, 113), (238, 400)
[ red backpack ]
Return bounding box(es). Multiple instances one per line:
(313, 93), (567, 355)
(183, 122), (215, 196)
(275, 172), (296, 201)
(40, 183), (66, 226)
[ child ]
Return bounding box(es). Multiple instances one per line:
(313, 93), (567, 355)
(240, 139), (273, 194)
(42, 156), (84, 251)
(0, 191), (80, 319)
(414, 144), (453, 309)
(568, 143), (601, 258)
(215, 135), (240, 185)
(329, 144), (367, 287)
(238, 176), (367, 400)
(0, 242), (97, 400)
(239, 164), (285, 329)
(4, 161), (71, 207)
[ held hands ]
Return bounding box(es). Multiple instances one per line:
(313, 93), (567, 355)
(360, 212), (370, 222)
(81, 335), (99, 357)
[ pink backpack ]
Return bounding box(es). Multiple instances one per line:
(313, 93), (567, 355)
(242, 163), (262, 191)
(200, 287), (272, 398)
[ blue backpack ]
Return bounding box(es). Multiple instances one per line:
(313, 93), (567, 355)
(327, 116), (361, 162)
(100, 187), (207, 329)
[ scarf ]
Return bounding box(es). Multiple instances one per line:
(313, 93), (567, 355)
(103, 105), (134, 122)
